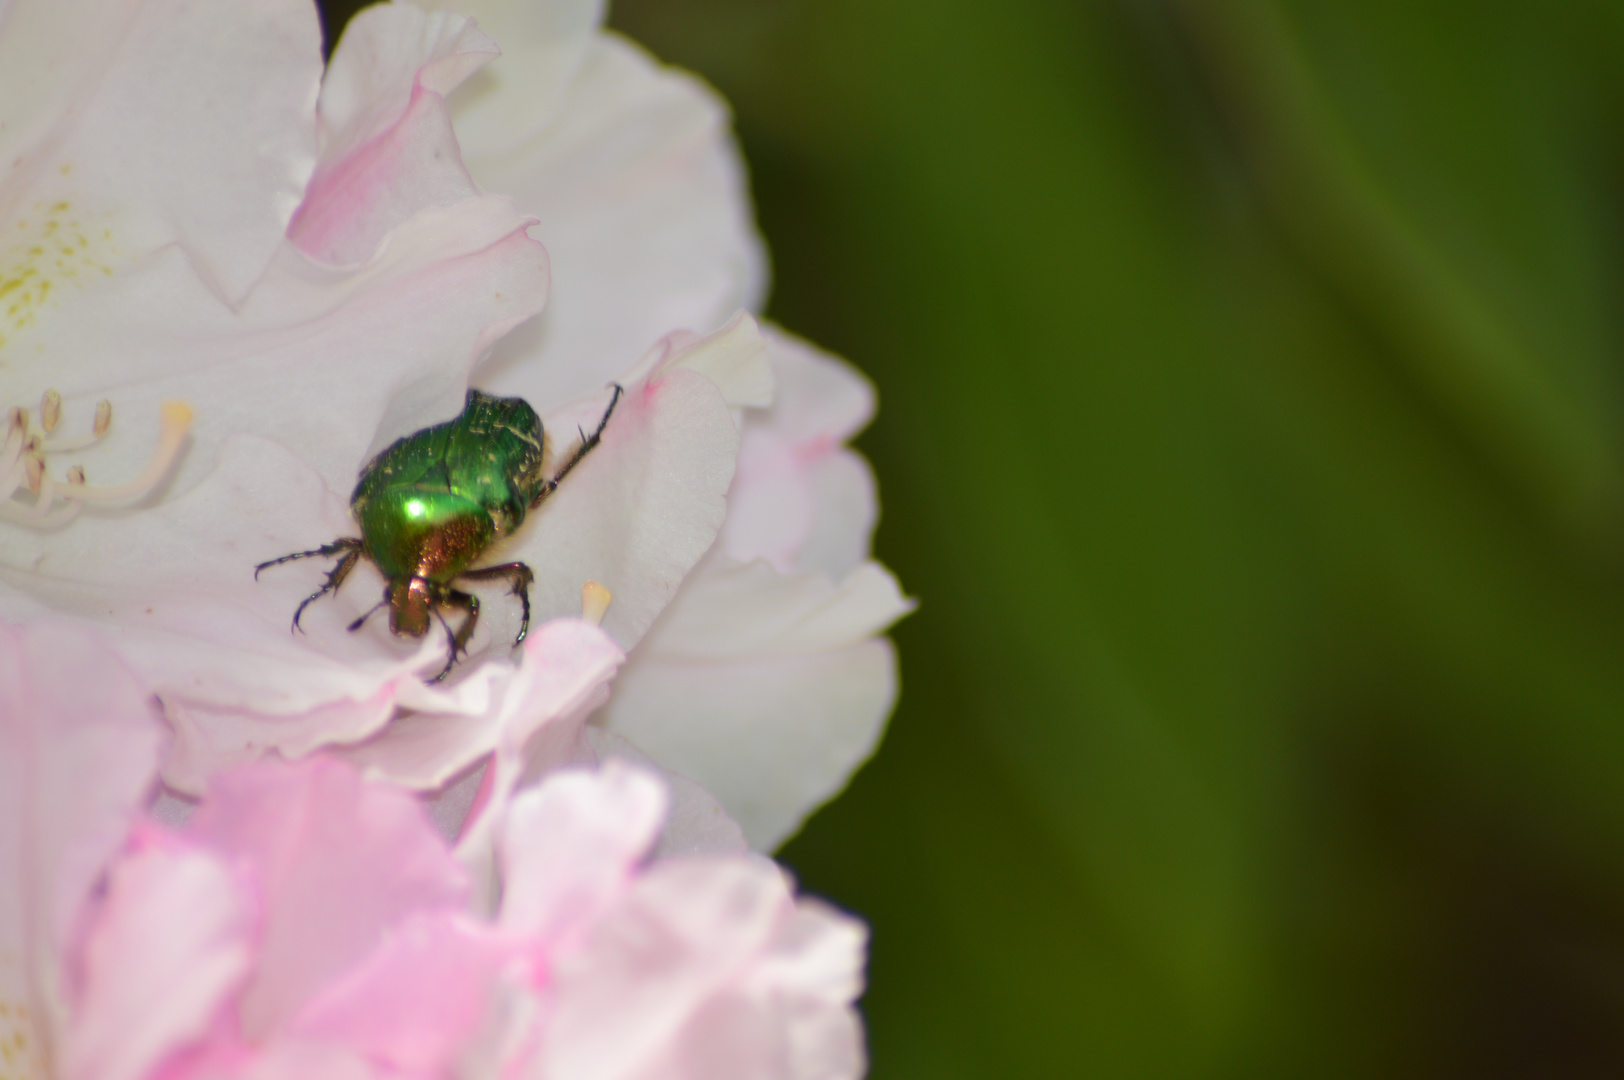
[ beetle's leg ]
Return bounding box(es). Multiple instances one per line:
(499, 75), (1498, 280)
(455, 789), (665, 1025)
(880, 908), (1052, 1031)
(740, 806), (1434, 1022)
(290, 545), (364, 634)
(253, 537), (361, 580)
(431, 588), (481, 682)
(531, 384), (622, 508)
(455, 562), (535, 645)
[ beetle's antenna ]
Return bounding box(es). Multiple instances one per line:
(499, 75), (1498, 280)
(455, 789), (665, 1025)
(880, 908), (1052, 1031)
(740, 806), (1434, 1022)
(347, 597), (389, 632)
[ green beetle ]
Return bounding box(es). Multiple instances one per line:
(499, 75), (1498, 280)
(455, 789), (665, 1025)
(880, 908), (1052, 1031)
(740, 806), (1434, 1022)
(256, 385), (621, 680)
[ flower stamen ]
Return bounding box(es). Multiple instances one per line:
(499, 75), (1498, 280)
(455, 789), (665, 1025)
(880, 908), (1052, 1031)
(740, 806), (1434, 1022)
(43, 397), (113, 452)
(1, 394), (192, 527)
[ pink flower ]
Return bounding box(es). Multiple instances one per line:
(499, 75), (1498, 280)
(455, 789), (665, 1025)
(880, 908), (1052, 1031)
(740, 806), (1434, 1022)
(2, 621), (866, 1080)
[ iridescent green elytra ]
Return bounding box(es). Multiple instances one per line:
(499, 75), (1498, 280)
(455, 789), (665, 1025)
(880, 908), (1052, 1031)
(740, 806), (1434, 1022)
(256, 386), (621, 680)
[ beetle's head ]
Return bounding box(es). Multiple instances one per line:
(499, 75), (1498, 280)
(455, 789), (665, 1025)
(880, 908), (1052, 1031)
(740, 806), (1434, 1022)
(388, 577), (435, 637)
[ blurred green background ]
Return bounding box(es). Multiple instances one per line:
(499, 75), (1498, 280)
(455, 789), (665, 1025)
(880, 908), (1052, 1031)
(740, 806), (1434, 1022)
(325, 2), (1624, 1075)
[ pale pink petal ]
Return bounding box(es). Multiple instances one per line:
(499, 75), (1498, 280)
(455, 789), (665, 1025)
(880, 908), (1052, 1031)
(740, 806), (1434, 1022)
(669, 900), (867, 1080)
(0, 0), (320, 303)
(470, 33), (765, 409)
(284, 912), (505, 1075)
(0, 621), (162, 959)
(447, 624), (626, 916)
(64, 837), (257, 1080)
(0, 621), (162, 1075)
(497, 761), (665, 945)
(291, 5), (496, 264)
(579, 729), (749, 859)
(175, 1039), (380, 1080)
(317, 5), (497, 157)
(540, 858), (809, 1080)
(185, 759), (469, 1041)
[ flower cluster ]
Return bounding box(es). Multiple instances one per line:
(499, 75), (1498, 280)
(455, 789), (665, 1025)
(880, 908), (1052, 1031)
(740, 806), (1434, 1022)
(0, 0), (905, 1076)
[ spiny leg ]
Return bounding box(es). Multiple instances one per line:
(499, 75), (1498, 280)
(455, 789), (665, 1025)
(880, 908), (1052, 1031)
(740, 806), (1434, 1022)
(455, 562), (535, 645)
(531, 383), (622, 508)
(290, 546), (363, 634)
(432, 587), (481, 682)
(254, 537), (361, 580)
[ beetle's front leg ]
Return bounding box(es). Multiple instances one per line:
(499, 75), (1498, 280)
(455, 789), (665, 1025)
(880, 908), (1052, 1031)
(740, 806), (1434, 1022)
(455, 562), (534, 645)
(254, 537), (362, 580)
(255, 538), (364, 634)
(291, 547), (364, 634)
(432, 587), (481, 682)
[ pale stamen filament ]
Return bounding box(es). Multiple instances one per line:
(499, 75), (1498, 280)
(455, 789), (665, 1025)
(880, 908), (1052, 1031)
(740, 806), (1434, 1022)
(70, 402), (193, 503)
(0, 457), (25, 503)
(29, 471), (54, 519)
(2, 394), (193, 527)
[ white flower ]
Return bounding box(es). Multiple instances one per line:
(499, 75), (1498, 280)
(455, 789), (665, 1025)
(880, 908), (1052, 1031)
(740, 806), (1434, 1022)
(0, 0), (908, 851)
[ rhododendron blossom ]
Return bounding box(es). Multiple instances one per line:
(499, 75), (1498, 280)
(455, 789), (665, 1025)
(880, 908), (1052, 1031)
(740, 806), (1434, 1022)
(0, 0), (905, 856)
(1, 622), (866, 1080)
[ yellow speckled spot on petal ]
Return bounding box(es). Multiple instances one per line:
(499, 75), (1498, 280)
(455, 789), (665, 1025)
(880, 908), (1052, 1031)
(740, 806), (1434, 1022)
(0, 190), (118, 354)
(0, 955), (44, 1080)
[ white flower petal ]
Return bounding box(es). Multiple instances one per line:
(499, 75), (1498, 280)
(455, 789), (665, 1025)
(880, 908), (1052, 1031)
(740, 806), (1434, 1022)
(792, 449), (878, 581)
(752, 328), (875, 447)
(606, 634), (899, 851)
(468, 32), (766, 408)
(0, 0), (320, 304)
(596, 327), (906, 850)
(722, 328), (878, 576)
(432, 0), (605, 157)
(515, 369), (742, 652)
(652, 312), (775, 411)
(633, 556), (910, 660)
